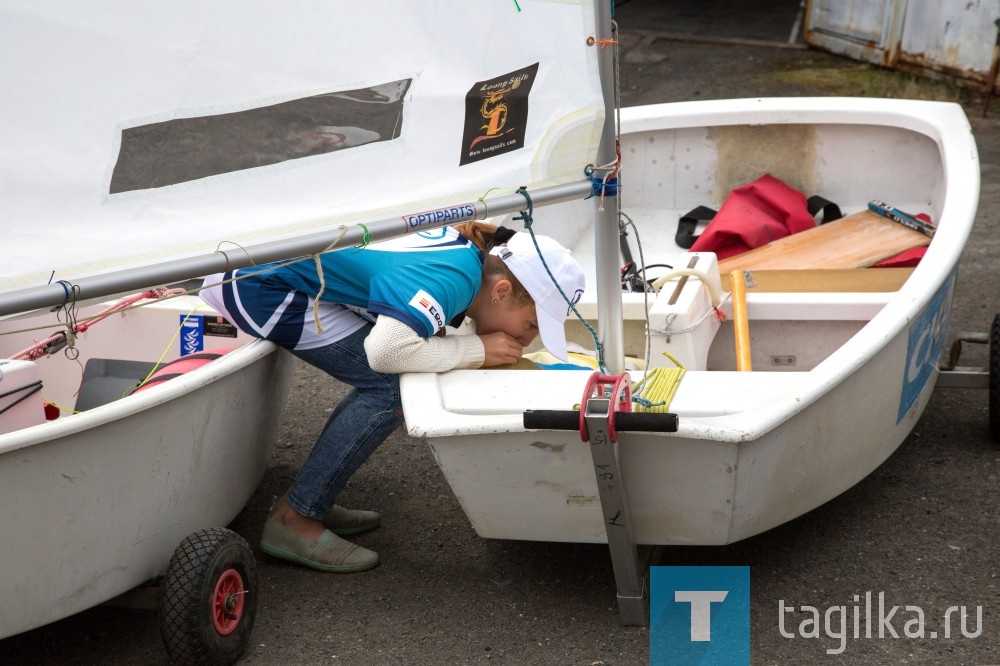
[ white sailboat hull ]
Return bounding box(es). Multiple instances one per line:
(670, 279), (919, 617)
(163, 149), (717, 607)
(0, 297), (293, 639)
(405, 330), (929, 545)
(401, 97), (978, 546)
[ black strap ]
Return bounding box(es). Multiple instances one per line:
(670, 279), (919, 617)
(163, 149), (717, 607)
(676, 195), (842, 248)
(137, 372), (187, 389)
(807, 195), (842, 225)
(129, 352), (227, 394)
(674, 205), (717, 249)
(167, 351), (225, 363)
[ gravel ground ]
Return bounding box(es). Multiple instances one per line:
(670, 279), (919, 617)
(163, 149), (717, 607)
(2, 2), (999, 664)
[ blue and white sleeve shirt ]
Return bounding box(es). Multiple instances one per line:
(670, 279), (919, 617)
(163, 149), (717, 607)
(201, 226), (484, 350)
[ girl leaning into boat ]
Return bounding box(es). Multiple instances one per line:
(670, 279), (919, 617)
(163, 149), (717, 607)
(199, 222), (585, 573)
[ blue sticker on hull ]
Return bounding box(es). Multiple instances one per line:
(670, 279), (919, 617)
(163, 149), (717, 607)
(180, 315), (204, 356)
(897, 269), (956, 423)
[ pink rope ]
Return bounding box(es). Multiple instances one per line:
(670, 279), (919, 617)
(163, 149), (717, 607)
(10, 287), (185, 361)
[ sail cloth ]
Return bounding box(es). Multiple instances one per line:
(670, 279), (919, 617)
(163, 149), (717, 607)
(0, 0), (603, 296)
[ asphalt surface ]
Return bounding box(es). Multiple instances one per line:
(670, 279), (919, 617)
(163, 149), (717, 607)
(2, 1), (999, 664)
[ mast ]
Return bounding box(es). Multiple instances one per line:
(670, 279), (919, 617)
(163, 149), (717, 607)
(0, 181), (594, 319)
(593, 1), (625, 373)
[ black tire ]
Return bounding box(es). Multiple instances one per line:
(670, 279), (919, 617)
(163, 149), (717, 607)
(160, 527), (258, 665)
(990, 314), (1000, 443)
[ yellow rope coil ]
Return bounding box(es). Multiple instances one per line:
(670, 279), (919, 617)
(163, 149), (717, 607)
(633, 352), (686, 413)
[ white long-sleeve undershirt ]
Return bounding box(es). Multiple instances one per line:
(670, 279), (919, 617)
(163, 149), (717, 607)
(364, 315), (485, 373)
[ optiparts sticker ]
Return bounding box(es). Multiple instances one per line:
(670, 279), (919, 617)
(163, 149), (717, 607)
(402, 203), (476, 232)
(459, 63), (538, 166)
(409, 289), (446, 332)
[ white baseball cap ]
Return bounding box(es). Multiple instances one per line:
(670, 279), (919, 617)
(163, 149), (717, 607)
(489, 231), (585, 361)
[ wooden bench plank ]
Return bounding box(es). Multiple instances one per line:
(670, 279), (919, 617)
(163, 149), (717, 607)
(718, 210), (929, 273)
(719, 267), (915, 293)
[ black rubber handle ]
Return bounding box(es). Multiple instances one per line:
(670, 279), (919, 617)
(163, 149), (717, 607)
(523, 410), (579, 430)
(523, 410), (679, 433)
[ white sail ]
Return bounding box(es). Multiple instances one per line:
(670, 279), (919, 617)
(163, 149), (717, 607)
(0, 0), (603, 295)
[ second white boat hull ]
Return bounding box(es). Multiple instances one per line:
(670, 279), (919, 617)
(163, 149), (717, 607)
(0, 297), (293, 640)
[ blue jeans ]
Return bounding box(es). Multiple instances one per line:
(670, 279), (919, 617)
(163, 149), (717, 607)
(285, 323), (403, 520)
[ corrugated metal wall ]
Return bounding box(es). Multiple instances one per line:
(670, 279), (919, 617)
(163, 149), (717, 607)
(805, 0), (1000, 90)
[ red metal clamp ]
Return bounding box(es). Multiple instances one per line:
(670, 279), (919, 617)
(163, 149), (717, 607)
(579, 371), (632, 443)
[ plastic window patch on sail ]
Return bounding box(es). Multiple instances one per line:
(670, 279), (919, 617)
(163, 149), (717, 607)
(109, 79), (411, 194)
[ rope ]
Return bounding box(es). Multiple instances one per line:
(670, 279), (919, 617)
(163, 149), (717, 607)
(125, 302), (205, 396)
(8, 287), (186, 361)
(513, 21), (625, 372)
(6, 288), (198, 417)
(213, 240), (256, 272)
(512, 187), (606, 372)
(586, 169), (618, 212)
(632, 367), (685, 412)
(632, 353), (686, 412)
(654, 298), (730, 342)
(4, 227), (351, 346)
(619, 211), (655, 389)
(44, 400), (76, 416)
(649, 268), (728, 342)
(52, 280), (81, 360)
(6, 229), (353, 411)
(477, 187), (500, 220)
(309, 226), (350, 333)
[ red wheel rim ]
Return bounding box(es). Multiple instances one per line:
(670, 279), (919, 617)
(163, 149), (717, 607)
(211, 568), (246, 636)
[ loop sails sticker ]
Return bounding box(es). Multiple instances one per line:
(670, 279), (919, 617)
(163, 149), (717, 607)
(459, 63), (538, 166)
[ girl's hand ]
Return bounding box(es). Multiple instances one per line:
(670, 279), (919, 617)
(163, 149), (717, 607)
(478, 331), (523, 367)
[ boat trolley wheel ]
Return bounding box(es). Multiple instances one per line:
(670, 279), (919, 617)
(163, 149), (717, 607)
(160, 527), (258, 665)
(990, 314), (1000, 442)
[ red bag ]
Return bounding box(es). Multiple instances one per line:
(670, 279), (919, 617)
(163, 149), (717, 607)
(873, 247), (926, 268)
(676, 174), (838, 260)
(872, 212), (932, 267)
